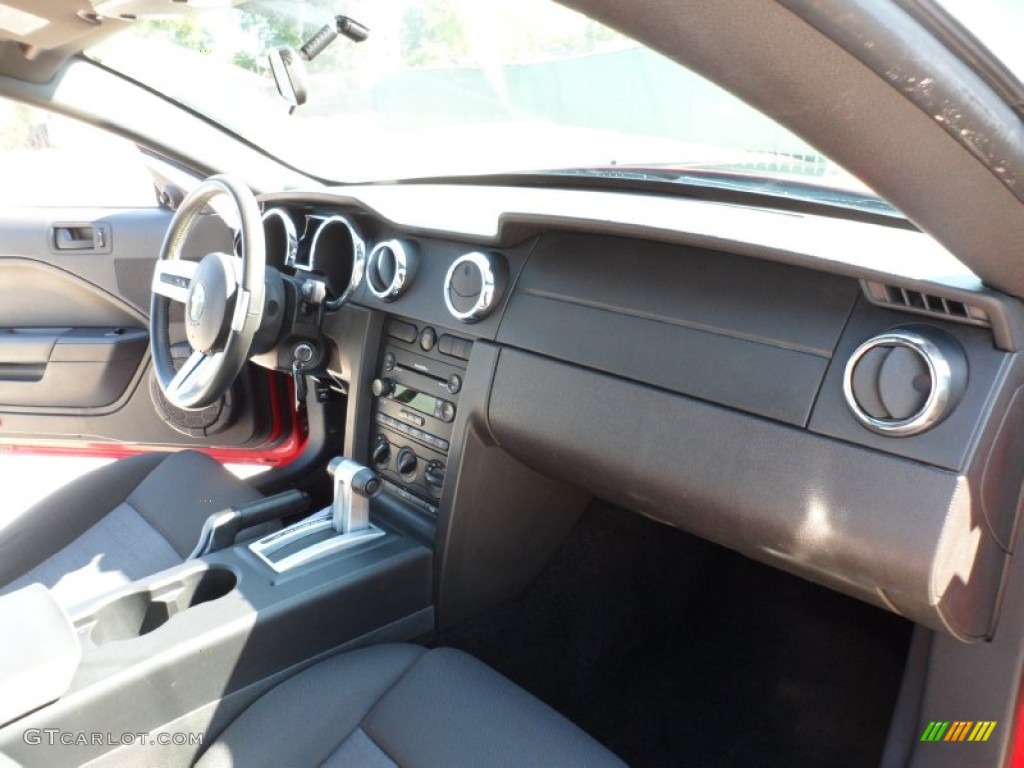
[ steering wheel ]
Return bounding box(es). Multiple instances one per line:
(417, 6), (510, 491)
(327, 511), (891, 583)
(150, 175), (266, 410)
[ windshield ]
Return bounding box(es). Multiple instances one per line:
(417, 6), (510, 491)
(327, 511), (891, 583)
(933, 0), (1024, 83)
(89, 0), (880, 206)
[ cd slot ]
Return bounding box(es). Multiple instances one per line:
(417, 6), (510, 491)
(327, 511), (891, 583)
(393, 362), (447, 387)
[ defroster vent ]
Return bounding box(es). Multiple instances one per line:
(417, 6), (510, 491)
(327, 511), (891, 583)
(862, 280), (989, 327)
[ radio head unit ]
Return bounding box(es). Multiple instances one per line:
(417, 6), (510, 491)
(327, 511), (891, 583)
(368, 319), (472, 511)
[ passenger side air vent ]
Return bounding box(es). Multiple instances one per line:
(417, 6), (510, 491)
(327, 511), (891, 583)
(843, 326), (967, 436)
(862, 280), (990, 327)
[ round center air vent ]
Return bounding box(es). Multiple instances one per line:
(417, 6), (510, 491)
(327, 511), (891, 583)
(443, 251), (506, 323)
(308, 215), (365, 305)
(366, 240), (417, 301)
(842, 326), (966, 436)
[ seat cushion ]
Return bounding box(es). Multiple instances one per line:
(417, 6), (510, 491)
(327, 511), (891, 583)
(0, 451), (260, 607)
(0, 502), (181, 607)
(197, 644), (625, 768)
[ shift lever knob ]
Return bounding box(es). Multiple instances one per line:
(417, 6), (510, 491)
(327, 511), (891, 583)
(327, 457), (382, 535)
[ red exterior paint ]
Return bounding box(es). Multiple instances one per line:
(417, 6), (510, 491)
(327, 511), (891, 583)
(1012, 692), (1024, 768)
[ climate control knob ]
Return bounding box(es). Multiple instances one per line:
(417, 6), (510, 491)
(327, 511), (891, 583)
(424, 460), (446, 488)
(371, 435), (391, 467)
(396, 447), (418, 478)
(371, 378), (394, 397)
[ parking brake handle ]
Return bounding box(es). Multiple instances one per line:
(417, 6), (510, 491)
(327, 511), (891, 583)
(189, 489), (311, 559)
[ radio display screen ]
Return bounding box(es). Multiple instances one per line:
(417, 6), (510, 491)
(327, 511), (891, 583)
(392, 384), (438, 416)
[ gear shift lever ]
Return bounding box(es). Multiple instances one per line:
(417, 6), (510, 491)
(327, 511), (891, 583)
(248, 456), (386, 572)
(328, 457), (382, 534)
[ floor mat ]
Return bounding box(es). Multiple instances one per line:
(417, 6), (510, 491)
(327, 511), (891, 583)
(430, 500), (912, 767)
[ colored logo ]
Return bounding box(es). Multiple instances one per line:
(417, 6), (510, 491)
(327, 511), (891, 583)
(920, 721), (997, 742)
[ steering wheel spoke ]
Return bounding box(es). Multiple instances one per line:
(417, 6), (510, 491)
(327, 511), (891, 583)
(152, 258), (199, 303)
(167, 350), (223, 406)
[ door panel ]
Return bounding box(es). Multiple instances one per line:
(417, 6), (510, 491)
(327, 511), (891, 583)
(0, 326), (147, 407)
(0, 207), (297, 463)
(0, 258), (142, 327)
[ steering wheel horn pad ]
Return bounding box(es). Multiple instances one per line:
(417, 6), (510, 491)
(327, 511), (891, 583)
(185, 253), (236, 354)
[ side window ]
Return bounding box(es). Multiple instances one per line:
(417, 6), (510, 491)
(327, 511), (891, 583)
(0, 96), (156, 207)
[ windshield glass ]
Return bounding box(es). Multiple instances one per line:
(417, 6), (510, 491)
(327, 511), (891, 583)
(933, 0), (1024, 83)
(89, 0), (881, 206)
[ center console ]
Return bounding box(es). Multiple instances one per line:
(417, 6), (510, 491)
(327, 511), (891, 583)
(0, 455), (434, 768)
(369, 317), (473, 512)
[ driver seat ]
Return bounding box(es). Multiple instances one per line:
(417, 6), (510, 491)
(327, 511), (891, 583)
(0, 451), (261, 608)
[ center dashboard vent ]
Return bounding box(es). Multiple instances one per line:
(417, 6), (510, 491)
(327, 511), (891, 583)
(366, 239), (417, 301)
(443, 251), (507, 323)
(862, 280), (990, 327)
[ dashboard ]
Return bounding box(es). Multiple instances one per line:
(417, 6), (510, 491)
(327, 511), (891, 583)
(258, 183), (1024, 643)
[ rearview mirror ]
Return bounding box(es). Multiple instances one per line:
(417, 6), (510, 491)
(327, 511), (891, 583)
(268, 46), (308, 108)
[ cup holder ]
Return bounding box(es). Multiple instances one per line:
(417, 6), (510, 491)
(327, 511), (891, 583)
(88, 567), (237, 645)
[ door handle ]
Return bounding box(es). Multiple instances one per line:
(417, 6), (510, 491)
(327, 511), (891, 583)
(54, 226), (97, 250)
(51, 223), (109, 251)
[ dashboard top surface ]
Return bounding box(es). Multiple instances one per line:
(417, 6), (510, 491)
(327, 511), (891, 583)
(261, 183), (980, 292)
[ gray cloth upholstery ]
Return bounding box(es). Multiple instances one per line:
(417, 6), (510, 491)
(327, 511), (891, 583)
(0, 451), (261, 605)
(197, 644), (625, 768)
(0, 503), (180, 607)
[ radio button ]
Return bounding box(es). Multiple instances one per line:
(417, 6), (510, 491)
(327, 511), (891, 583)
(440, 335), (471, 360)
(386, 319), (417, 344)
(436, 400), (456, 423)
(447, 374), (462, 394)
(438, 334), (456, 356)
(382, 352), (396, 371)
(372, 378), (394, 397)
(400, 409), (426, 427)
